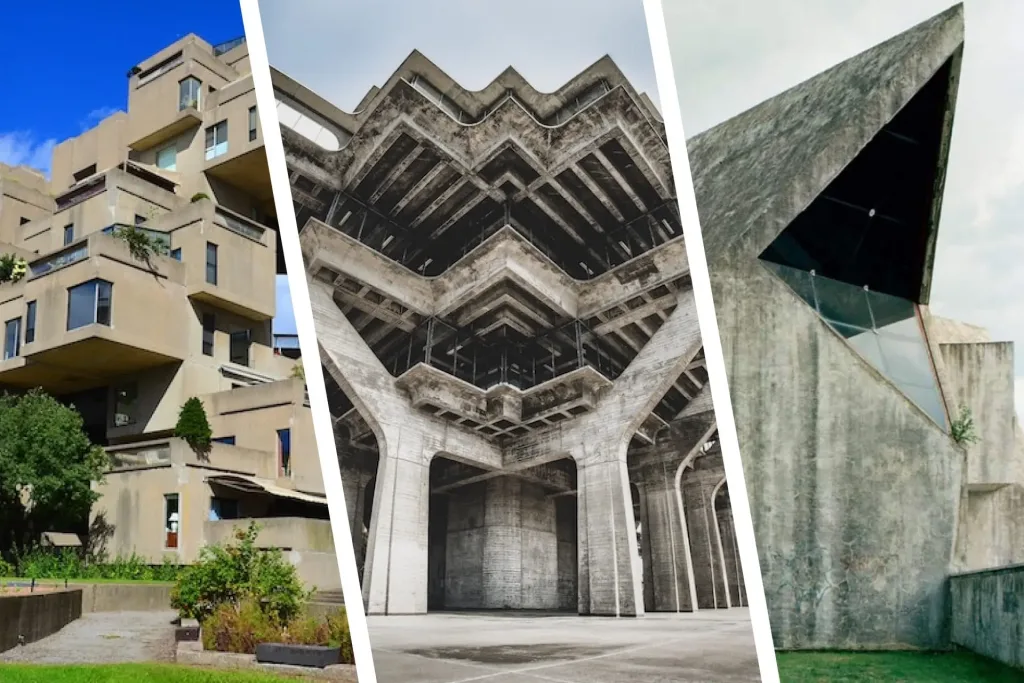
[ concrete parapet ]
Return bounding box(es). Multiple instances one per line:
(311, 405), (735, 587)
(70, 582), (174, 613)
(0, 588), (82, 652)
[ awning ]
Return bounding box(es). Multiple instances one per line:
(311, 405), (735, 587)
(206, 474), (327, 506)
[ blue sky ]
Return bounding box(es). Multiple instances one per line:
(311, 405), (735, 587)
(0, 0), (296, 336)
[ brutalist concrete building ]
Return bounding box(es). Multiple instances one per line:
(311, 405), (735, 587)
(690, 4), (1024, 650)
(274, 52), (748, 616)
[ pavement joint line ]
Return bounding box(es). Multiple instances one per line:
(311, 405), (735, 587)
(372, 647), (506, 675)
(443, 635), (690, 683)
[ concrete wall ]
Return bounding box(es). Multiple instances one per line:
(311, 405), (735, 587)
(71, 582), (173, 613)
(954, 484), (1024, 571)
(950, 565), (1024, 670)
(714, 262), (964, 649)
(0, 589), (82, 653)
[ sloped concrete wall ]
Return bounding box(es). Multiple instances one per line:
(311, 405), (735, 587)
(713, 263), (964, 649)
(0, 589), (82, 652)
(950, 565), (1024, 669)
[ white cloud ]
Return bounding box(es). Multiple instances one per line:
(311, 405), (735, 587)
(79, 106), (119, 133)
(0, 131), (56, 175)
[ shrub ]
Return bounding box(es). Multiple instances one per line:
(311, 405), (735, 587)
(201, 599), (354, 663)
(0, 254), (28, 284)
(190, 192), (210, 203)
(171, 521), (310, 623)
(110, 224), (168, 263)
(0, 557), (13, 577)
(174, 397), (212, 456)
(951, 404), (981, 446)
(10, 546), (183, 582)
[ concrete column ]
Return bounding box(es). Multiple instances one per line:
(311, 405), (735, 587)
(362, 427), (430, 614)
(682, 471), (729, 609)
(578, 454), (644, 616)
(715, 493), (746, 607)
(638, 477), (695, 612)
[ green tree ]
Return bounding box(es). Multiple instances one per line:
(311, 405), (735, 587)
(0, 389), (108, 558)
(174, 397), (212, 456)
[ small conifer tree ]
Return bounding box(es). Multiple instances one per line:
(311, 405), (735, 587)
(175, 397), (212, 456)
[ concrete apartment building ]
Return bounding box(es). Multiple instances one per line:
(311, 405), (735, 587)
(0, 35), (338, 590)
(690, 4), (1024, 650)
(274, 52), (748, 616)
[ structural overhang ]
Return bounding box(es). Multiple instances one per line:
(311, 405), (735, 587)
(206, 474), (327, 506)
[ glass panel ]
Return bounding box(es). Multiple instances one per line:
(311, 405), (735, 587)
(156, 146), (177, 171)
(206, 243), (218, 284)
(202, 313), (215, 356)
(762, 261), (816, 310)
(827, 322), (885, 370)
(63, 225), (74, 245)
(179, 77), (201, 110)
(96, 281), (112, 326)
(25, 301), (35, 344)
(67, 281), (97, 330)
(865, 288), (916, 329)
(229, 330), (250, 366)
(164, 494), (180, 549)
(4, 319), (20, 360)
(900, 382), (948, 428)
(811, 274), (873, 329)
(113, 383), (137, 427)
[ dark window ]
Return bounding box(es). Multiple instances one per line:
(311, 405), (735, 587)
(63, 224), (74, 245)
(212, 436), (236, 445)
(209, 497), (239, 521)
(170, 247), (182, 261)
(24, 301), (36, 344)
(113, 383), (138, 427)
(248, 106), (258, 142)
(3, 318), (20, 360)
(205, 243), (218, 285)
(19, 217), (30, 225)
(202, 313), (215, 356)
(134, 214), (147, 226)
(277, 428), (292, 477)
(164, 494), (180, 549)
(229, 329), (250, 366)
(67, 279), (113, 330)
(72, 164), (97, 183)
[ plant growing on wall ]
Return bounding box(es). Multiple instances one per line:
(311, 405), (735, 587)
(950, 404), (980, 446)
(174, 397), (213, 457)
(0, 253), (29, 284)
(290, 361), (305, 381)
(111, 223), (168, 266)
(190, 192), (211, 203)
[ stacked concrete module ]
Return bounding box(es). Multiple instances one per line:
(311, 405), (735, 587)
(275, 51), (747, 616)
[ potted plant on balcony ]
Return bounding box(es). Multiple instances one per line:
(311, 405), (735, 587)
(0, 253), (28, 284)
(174, 397), (212, 459)
(190, 192), (211, 203)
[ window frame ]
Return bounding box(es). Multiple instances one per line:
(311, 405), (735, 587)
(67, 279), (113, 331)
(178, 76), (202, 111)
(205, 243), (218, 285)
(164, 493), (180, 550)
(24, 301), (36, 344)
(248, 106), (258, 142)
(204, 120), (228, 160)
(202, 312), (215, 356)
(3, 318), (21, 360)
(63, 224), (74, 246)
(277, 428), (292, 478)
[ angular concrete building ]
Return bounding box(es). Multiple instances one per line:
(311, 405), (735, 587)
(688, 4), (1023, 650)
(276, 52), (748, 616)
(0, 35), (337, 589)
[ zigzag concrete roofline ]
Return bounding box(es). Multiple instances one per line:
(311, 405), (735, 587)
(272, 50), (663, 146)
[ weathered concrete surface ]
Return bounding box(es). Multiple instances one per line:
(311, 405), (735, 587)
(950, 565), (1024, 670)
(954, 485), (1024, 571)
(366, 610), (759, 683)
(70, 582), (173, 613)
(177, 641), (357, 680)
(0, 589), (82, 653)
(713, 263), (964, 649)
(0, 610), (177, 663)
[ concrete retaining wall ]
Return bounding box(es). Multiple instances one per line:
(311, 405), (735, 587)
(0, 589), (82, 652)
(950, 564), (1024, 669)
(69, 582), (174, 612)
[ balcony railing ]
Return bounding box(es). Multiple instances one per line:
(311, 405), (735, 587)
(30, 243), (90, 278)
(212, 36), (246, 56)
(101, 224), (172, 252)
(214, 208), (266, 244)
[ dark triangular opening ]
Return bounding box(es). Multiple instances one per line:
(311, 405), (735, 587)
(761, 56), (955, 302)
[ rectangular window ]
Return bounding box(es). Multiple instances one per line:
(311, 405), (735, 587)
(202, 313), (215, 356)
(229, 330), (251, 366)
(277, 428), (292, 478)
(170, 247), (182, 261)
(156, 145), (177, 171)
(205, 243), (218, 285)
(204, 120), (228, 160)
(113, 383), (138, 427)
(63, 224), (74, 245)
(164, 494), (180, 549)
(25, 301), (35, 344)
(178, 76), (201, 111)
(212, 436), (236, 445)
(209, 497), (239, 521)
(67, 279), (113, 331)
(3, 318), (21, 360)
(248, 106), (258, 141)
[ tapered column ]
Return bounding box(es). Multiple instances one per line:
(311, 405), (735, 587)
(682, 469), (729, 609)
(639, 479), (695, 612)
(715, 490), (747, 607)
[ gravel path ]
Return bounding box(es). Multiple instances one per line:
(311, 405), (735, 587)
(0, 610), (178, 664)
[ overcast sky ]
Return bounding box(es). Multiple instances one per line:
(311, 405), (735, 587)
(663, 0), (1024, 417)
(257, 0), (658, 111)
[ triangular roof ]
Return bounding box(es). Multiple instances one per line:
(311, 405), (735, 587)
(688, 4), (964, 304)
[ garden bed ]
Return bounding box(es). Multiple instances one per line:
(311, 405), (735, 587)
(176, 640), (357, 681)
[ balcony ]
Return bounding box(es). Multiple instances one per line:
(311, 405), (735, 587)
(0, 233), (189, 393)
(202, 78), (272, 210)
(160, 202), (275, 320)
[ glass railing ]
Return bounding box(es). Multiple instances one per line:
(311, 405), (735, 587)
(762, 260), (947, 429)
(30, 244), (90, 278)
(101, 224), (172, 252)
(212, 36), (246, 56)
(215, 208), (266, 243)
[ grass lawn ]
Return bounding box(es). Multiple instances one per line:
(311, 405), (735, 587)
(776, 651), (1024, 682)
(0, 663), (313, 682)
